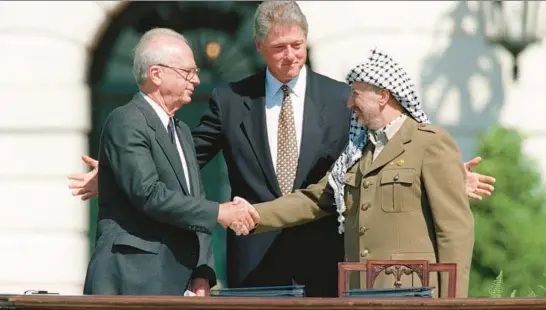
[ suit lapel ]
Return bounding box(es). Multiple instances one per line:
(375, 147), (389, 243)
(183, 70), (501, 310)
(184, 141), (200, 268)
(362, 118), (415, 177)
(293, 71), (324, 189)
(176, 121), (200, 197)
(135, 95), (190, 195)
(240, 71), (281, 196)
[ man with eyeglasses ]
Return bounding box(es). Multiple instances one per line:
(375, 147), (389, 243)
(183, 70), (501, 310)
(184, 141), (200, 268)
(71, 1), (495, 298)
(82, 28), (259, 296)
(157, 64), (200, 81)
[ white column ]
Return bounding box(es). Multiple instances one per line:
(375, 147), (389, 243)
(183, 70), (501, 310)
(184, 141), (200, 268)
(0, 1), (120, 295)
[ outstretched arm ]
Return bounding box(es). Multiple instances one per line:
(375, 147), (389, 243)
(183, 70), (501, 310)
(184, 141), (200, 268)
(248, 173), (336, 234)
(67, 157), (496, 203)
(192, 88), (225, 169)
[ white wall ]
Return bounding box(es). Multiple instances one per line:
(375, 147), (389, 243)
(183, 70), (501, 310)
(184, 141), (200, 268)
(0, 0), (119, 295)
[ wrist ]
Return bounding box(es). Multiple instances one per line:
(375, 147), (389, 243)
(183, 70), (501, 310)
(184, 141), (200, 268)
(217, 203), (227, 227)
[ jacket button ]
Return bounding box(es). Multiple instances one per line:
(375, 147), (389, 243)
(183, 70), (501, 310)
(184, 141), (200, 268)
(360, 249), (369, 257)
(361, 203), (371, 211)
(362, 181), (371, 188)
(359, 226), (368, 235)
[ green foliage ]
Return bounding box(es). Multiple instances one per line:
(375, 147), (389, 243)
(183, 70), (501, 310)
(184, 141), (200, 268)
(488, 270), (504, 298)
(468, 126), (546, 297)
(487, 270), (546, 298)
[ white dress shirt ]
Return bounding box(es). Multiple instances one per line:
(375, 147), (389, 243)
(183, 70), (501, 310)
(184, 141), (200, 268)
(265, 65), (307, 173)
(368, 114), (408, 161)
(141, 92), (192, 193)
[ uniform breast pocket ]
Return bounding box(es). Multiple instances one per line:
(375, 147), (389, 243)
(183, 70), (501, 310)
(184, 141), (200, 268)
(380, 169), (416, 213)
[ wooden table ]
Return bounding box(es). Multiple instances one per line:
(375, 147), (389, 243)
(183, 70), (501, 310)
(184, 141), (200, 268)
(2, 295), (546, 310)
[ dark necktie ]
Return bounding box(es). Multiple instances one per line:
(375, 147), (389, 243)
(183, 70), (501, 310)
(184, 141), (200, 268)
(167, 117), (191, 193)
(167, 117), (176, 144)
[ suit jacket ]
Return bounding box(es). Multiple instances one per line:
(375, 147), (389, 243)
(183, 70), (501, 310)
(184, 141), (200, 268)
(192, 67), (351, 296)
(254, 118), (475, 298)
(83, 94), (219, 295)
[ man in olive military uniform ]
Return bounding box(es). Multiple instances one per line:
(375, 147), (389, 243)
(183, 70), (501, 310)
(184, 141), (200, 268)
(234, 48), (475, 298)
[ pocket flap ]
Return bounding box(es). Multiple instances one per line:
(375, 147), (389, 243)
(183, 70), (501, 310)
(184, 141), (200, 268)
(344, 172), (358, 187)
(380, 169), (415, 185)
(113, 233), (161, 254)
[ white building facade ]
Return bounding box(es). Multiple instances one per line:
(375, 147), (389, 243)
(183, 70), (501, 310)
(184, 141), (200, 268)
(0, 1), (544, 294)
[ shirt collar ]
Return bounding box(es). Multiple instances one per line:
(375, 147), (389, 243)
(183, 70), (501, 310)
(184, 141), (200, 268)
(140, 91), (170, 129)
(265, 65), (307, 100)
(368, 114), (407, 147)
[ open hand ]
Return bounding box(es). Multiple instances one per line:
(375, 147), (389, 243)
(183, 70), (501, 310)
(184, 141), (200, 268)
(464, 156), (496, 201)
(68, 155), (99, 200)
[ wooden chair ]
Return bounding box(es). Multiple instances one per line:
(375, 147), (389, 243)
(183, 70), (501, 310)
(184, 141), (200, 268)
(338, 260), (457, 298)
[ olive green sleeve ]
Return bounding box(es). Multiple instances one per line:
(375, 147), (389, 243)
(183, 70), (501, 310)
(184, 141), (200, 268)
(253, 173), (337, 233)
(422, 129), (474, 297)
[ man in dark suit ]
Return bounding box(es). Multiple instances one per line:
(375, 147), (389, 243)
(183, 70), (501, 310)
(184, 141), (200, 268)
(189, 2), (351, 297)
(193, 60), (350, 296)
(70, 1), (495, 298)
(83, 28), (258, 296)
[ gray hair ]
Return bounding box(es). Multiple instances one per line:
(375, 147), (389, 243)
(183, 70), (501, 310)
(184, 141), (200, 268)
(253, 0), (308, 44)
(132, 28), (189, 85)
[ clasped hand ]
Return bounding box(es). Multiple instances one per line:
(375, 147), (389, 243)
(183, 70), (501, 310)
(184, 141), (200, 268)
(217, 197), (258, 236)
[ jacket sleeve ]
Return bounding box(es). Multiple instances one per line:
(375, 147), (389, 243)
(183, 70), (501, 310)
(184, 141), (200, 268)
(101, 110), (219, 235)
(191, 232), (217, 287)
(421, 128), (475, 298)
(253, 173), (337, 233)
(192, 88), (225, 169)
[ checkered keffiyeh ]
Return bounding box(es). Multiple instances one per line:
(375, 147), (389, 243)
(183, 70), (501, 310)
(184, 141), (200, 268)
(328, 48), (430, 234)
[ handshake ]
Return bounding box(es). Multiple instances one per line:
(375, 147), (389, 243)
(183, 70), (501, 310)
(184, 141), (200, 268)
(217, 197), (259, 236)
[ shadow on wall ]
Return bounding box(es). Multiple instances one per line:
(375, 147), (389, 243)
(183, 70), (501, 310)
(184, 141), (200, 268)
(420, 1), (504, 159)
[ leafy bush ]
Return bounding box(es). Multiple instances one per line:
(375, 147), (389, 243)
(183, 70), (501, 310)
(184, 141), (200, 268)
(467, 126), (546, 297)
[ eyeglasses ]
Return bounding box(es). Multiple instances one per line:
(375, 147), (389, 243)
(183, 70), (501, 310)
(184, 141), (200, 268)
(156, 64), (200, 80)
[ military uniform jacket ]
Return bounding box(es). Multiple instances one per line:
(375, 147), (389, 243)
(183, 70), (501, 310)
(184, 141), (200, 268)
(254, 117), (475, 297)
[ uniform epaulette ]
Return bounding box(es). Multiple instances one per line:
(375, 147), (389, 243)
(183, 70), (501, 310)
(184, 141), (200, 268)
(417, 123), (437, 134)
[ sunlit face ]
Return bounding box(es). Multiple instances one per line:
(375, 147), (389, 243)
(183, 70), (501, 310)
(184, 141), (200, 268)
(255, 23), (307, 83)
(149, 41), (200, 109)
(160, 50), (200, 107)
(346, 82), (384, 129)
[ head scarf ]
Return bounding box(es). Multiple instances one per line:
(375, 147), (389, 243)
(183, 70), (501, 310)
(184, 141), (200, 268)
(328, 48), (430, 234)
